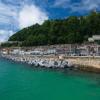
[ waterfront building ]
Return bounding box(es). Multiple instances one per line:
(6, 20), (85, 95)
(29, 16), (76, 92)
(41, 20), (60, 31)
(77, 46), (88, 56)
(0, 43), (100, 56)
(45, 49), (56, 55)
(31, 50), (43, 55)
(1, 48), (9, 55)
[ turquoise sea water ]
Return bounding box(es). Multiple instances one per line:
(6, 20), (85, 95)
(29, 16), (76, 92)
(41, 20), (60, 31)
(0, 58), (100, 100)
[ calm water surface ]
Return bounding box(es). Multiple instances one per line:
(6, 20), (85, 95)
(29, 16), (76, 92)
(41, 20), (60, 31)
(0, 58), (100, 100)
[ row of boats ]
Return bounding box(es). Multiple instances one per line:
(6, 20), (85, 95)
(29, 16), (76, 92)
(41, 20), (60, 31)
(1, 54), (73, 68)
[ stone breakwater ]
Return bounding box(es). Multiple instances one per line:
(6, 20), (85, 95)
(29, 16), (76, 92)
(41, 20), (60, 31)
(1, 54), (73, 69)
(1, 54), (100, 73)
(65, 56), (100, 73)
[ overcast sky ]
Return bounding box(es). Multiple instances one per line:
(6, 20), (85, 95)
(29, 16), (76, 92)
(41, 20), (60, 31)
(0, 0), (100, 42)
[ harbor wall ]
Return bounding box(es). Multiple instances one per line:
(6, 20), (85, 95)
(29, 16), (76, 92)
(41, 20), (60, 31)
(64, 56), (100, 73)
(1, 53), (100, 73)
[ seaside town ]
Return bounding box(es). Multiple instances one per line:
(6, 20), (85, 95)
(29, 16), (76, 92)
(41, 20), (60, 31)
(0, 35), (100, 56)
(1, 1), (100, 100)
(0, 35), (100, 71)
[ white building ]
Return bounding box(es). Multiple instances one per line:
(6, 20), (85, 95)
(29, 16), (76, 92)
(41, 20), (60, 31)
(45, 49), (56, 54)
(92, 35), (100, 40)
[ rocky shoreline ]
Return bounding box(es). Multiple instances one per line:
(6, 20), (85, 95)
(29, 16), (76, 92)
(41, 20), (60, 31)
(1, 54), (74, 69)
(1, 54), (100, 73)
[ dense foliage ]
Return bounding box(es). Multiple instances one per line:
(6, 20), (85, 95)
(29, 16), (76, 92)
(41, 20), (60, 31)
(8, 11), (100, 46)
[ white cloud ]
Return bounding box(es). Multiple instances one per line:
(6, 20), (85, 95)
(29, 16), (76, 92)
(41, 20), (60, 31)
(54, 0), (70, 7)
(70, 0), (100, 13)
(54, 0), (100, 13)
(0, 2), (17, 22)
(0, 30), (14, 42)
(0, 3), (17, 16)
(18, 5), (48, 29)
(0, 1), (49, 41)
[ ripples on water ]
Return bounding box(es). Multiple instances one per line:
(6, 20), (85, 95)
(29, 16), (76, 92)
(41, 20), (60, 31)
(0, 58), (100, 100)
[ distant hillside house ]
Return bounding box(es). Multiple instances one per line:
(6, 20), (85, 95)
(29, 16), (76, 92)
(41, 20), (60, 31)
(92, 35), (100, 40)
(88, 35), (100, 44)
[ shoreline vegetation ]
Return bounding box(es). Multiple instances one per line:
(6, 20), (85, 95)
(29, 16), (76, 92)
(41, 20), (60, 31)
(1, 11), (100, 47)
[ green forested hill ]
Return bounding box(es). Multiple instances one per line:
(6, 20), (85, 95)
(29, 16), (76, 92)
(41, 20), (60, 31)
(8, 11), (100, 46)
